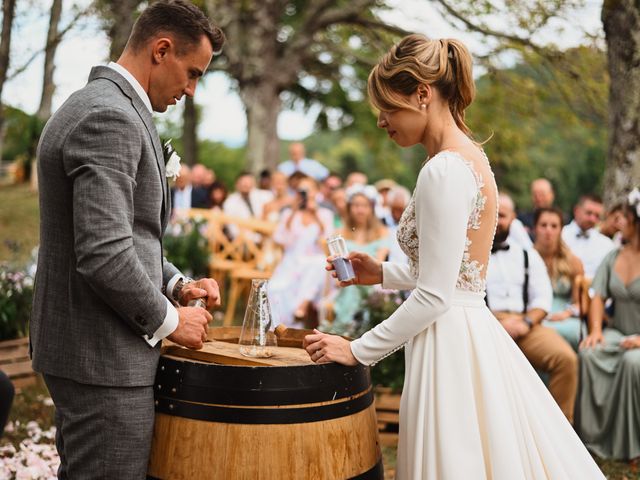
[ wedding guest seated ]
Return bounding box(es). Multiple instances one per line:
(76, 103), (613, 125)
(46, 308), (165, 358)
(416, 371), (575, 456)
(345, 171), (368, 188)
(208, 180), (228, 213)
(562, 194), (615, 278)
(325, 185), (389, 336)
(374, 178), (397, 225)
(171, 164), (210, 212)
(579, 188), (640, 461)
(487, 193), (578, 423)
(329, 187), (348, 229)
(518, 178), (556, 234)
(278, 142), (328, 181)
(259, 168), (272, 191)
(287, 170), (308, 193)
(223, 172), (273, 237)
(534, 207), (585, 351)
(188, 163), (214, 208)
(599, 202), (625, 246)
(267, 176), (334, 327)
(386, 185), (411, 265)
(262, 171), (294, 222)
(318, 172), (343, 213)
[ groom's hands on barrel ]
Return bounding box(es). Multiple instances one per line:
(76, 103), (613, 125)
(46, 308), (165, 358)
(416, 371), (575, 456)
(326, 252), (382, 287)
(168, 307), (212, 350)
(303, 329), (358, 366)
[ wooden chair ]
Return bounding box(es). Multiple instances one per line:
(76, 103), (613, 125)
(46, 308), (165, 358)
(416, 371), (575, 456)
(218, 214), (282, 325)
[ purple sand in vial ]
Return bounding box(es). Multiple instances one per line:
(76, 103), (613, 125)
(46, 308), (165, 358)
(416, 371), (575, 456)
(332, 256), (355, 282)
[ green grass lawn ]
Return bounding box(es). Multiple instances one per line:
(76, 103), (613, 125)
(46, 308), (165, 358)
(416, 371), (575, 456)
(0, 183), (39, 265)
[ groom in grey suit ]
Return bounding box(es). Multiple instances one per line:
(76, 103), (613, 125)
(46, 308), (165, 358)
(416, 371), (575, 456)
(30, 1), (225, 478)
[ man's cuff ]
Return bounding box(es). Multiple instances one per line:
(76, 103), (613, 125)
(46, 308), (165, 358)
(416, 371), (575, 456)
(166, 273), (183, 303)
(144, 298), (179, 347)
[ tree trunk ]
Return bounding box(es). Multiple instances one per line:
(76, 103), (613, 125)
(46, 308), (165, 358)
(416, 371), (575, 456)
(37, 0), (63, 122)
(182, 96), (198, 166)
(241, 83), (281, 175)
(0, 0), (16, 161)
(602, 0), (640, 206)
(102, 0), (142, 61)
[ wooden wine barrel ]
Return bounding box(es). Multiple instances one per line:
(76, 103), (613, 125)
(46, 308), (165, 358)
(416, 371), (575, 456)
(147, 329), (382, 480)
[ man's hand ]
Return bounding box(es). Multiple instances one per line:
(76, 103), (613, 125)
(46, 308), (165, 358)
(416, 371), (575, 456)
(167, 306), (212, 350)
(303, 329), (358, 366)
(495, 312), (530, 340)
(179, 278), (221, 309)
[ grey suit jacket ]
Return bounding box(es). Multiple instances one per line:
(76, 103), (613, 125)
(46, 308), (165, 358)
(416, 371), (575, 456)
(31, 66), (180, 387)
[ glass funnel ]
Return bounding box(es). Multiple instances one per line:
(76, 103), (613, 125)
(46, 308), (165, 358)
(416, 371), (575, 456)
(238, 279), (278, 357)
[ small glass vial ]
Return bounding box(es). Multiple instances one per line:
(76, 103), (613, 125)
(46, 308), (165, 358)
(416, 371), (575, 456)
(326, 234), (356, 282)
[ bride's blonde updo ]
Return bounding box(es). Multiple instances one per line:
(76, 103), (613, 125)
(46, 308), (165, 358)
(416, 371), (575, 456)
(368, 34), (476, 136)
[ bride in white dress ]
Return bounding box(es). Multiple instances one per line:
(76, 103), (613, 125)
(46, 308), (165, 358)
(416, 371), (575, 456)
(303, 34), (604, 479)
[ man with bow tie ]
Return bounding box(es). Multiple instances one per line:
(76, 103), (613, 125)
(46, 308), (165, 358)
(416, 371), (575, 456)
(487, 193), (578, 424)
(30, 2), (225, 478)
(562, 194), (615, 278)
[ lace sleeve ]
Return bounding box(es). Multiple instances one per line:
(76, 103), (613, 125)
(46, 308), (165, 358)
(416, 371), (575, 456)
(350, 156), (476, 366)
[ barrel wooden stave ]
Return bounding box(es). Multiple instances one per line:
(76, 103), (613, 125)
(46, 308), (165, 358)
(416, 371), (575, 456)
(148, 405), (379, 480)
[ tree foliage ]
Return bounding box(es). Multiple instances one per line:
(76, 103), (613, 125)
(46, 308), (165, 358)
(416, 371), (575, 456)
(203, 0), (405, 173)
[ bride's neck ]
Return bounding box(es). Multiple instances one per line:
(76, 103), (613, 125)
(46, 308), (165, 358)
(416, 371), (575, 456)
(421, 106), (469, 157)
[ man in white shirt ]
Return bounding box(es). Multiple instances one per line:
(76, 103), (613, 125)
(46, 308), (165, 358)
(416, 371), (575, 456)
(277, 142), (329, 181)
(171, 164), (193, 210)
(562, 194), (615, 278)
(487, 193), (578, 423)
(223, 172), (274, 237)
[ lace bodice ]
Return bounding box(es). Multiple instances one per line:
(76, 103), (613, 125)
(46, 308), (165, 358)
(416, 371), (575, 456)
(397, 151), (496, 293)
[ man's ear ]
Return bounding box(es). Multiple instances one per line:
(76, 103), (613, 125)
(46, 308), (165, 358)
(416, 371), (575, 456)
(152, 37), (173, 64)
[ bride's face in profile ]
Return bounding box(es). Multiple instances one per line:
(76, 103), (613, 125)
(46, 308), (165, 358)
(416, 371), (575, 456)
(375, 85), (433, 148)
(377, 106), (425, 147)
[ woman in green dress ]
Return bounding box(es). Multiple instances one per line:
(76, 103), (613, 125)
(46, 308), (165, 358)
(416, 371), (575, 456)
(324, 186), (389, 336)
(579, 187), (640, 460)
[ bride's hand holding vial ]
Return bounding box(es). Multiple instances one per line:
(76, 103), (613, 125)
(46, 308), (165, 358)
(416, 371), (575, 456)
(326, 235), (383, 287)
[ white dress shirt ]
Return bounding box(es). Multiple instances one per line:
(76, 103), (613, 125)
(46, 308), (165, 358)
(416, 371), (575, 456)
(223, 189), (274, 219)
(486, 241), (552, 314)
(106, 62), (179, 346)
(277, 158), (329, 181)
(172, 185), (193, 210)
(508, 218), (533, 250)
(562, 220), (615, 278)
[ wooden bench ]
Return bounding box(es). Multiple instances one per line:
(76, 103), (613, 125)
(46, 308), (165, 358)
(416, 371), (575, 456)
(0, 337), (36, 389)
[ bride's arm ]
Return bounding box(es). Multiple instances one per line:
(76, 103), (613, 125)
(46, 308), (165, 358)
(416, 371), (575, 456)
(350, 156), (476, 365)
(381, 262), (417, 290)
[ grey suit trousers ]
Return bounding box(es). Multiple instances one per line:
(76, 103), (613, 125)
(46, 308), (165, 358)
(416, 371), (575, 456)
(44, 374), (155, 479)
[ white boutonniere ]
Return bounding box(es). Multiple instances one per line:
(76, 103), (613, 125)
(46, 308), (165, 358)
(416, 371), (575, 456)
(628, 187), (640, 217)
(163, 138), (181, 181)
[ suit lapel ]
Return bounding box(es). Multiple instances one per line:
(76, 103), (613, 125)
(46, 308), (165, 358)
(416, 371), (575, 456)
(88, 66), (170, 232)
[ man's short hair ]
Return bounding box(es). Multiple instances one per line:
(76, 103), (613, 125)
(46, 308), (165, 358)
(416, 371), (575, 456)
(236, 171), (254, 181)
(127, 0), (225, 55)
(576, 193), (603, 207)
